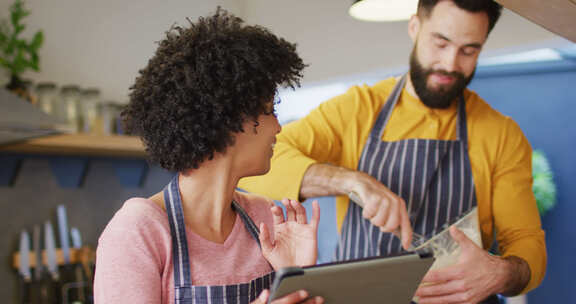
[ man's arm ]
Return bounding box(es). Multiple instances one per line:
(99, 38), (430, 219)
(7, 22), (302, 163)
(492, 118), (547, 292)
(299, 163), (352, 198)
(300, 163), (413, 250)
(499, 256), (531, 296)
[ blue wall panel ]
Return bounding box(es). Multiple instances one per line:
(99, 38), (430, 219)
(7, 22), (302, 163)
(469, 62), (576, 302)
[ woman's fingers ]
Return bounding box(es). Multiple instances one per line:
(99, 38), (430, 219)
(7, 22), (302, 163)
(310, 200), (320, 229)
(301, 296), (324, 304)
(252, 289), (269, 304)
(281, 198), (297, 222)
(271, 205), (285, 226)
(275, 199), (320, 232)
(291, 199), (308, 224)
(270, 290), (308, 304)
(256, 289), (324, 304)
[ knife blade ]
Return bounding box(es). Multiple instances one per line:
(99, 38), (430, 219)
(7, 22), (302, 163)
(44, 221), (59, 281)
(32, 225), (43, 281)
(19, 230), (32, 281)
(30, 225), (45, 304)
(18, 230), (31, 304)
(70, 227), (82, 249)
(57, 205), (71, 264)
(45, 221), (61, 304)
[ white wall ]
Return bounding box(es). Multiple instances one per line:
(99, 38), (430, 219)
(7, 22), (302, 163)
(0, 0), (571, 102)
(244, 0), (570, 85)
(0, 0), (243, 102)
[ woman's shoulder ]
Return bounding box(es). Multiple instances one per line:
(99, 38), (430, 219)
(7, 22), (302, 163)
(99, 197), (170, 242)
(96, 198), (171, 280)
(113, 197), (166, 224)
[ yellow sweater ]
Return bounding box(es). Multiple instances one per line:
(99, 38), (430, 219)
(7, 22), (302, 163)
(240, 77), (546, 293)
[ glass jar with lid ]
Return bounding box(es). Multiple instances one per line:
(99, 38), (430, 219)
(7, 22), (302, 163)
(59, 85), (81, 133)
(35, 82), (58, 115)
(80, 88), (101, 133)
(99, 101), (126, 135)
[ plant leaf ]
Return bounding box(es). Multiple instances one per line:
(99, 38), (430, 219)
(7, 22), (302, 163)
(0, 0), (42, 78)
(30, 52), (39, 71)
(30, 31), (43, 51)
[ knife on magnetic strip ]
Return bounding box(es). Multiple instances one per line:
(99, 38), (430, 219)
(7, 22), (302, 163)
(57, 204), (79, 302)
(57, 205), (71, 264)
(45, 221), (60, 303)
(70, 227), (87, 303)
(18, 230), (31, 304)
(31, 225), (44, 304)
(32, 225), (43, 281)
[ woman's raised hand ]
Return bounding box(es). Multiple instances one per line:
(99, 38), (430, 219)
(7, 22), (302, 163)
(259, 199), (320, 270)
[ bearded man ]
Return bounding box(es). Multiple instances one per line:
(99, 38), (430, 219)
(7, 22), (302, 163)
(239, 1), (546, 303)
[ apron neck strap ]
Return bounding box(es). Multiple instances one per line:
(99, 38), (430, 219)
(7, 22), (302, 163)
(372, 74), (470, 146)
(232, 200), (262, 248)
(456, 94), (469, 147)
(372, 75), (407, 139)
(164, 174), (192, 288)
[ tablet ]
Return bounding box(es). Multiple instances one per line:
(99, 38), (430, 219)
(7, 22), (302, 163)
(269, 253), (434, 304)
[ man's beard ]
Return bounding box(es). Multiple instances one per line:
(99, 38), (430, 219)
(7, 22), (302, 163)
(409, 47), (475, 109)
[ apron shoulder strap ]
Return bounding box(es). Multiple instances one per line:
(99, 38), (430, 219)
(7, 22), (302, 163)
(372, 75), (407, 139)
(372, 74), (470, 147)
(164, 175), (193, 288)
(456, 95), (470, 147)
(232, 200), (262, 248)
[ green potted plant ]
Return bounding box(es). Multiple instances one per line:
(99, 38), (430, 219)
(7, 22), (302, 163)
(0, 0), (43, 98)
(532, 150), (557, 215)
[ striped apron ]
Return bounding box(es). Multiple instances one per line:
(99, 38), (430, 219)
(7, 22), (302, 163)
(336, 75), (478, 259)
(336, 76), (503, 303)
(164, 176), (274, 304)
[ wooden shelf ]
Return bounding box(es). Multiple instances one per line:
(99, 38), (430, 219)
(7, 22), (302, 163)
(0, 134), (146, 158)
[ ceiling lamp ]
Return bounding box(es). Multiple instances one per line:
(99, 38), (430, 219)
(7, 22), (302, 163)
(349, 0), (418, 22)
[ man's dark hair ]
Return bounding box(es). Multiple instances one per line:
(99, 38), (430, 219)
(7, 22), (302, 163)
(417, 0), (503, 34)
(123, 8), (305, 172)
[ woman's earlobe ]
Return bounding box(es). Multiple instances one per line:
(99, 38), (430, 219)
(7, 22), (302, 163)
(253, 120), (260, 134)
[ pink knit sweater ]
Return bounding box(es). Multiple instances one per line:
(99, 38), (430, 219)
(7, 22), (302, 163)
(94, 191), (275, 304)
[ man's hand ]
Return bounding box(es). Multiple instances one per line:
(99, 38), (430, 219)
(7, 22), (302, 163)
(300, 164), (413, 250)
(259, 199), (320, 270)
(415, 227), (527, 304)
(349, 171), (413, 250)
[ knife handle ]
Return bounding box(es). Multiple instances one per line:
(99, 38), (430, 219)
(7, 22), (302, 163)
(19, 279), (31, 304)
(74, 263), (87, 302)
(39, 272), (59, 304)
(29, 279), (45, 304)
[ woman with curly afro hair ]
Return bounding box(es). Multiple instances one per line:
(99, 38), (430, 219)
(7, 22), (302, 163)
(94, 8), (323, 304)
